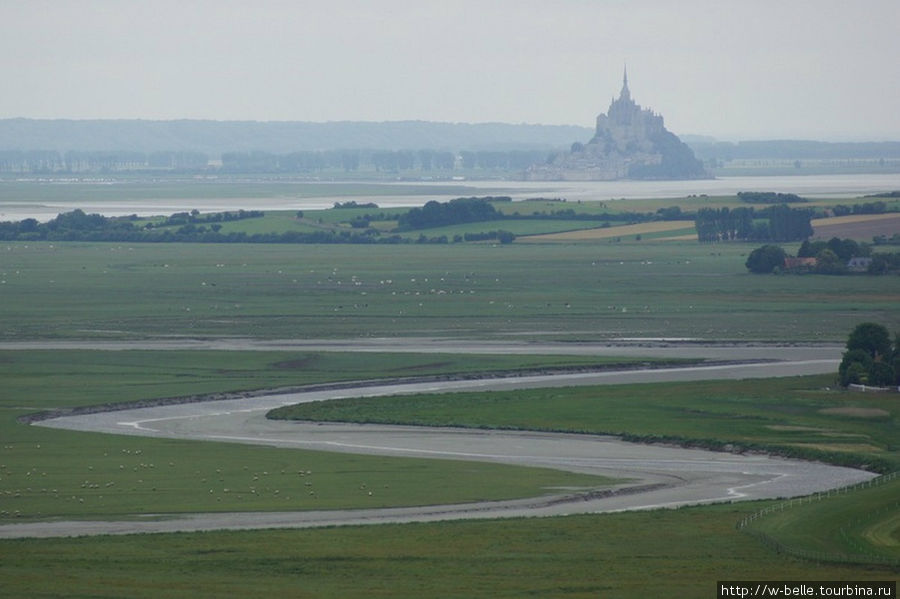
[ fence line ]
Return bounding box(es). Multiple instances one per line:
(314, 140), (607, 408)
(737, 471), (899, 567)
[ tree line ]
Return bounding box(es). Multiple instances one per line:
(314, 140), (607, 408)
(396, 197), (505, 230)
(0, 148), (550, 174)
(695, 204), (814, 243)
(838, 322), (900, 387)
(736, 191), (806, 204)
(689, 140), (900, 162)
(220, 149), (549, 173)
(745, 237), (900, 275)
(0, 150), (208, 173)
(0, 209), (513, 245)
(829, 201), (888, 216)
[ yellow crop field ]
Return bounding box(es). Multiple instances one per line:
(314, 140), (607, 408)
(520, 220), (695, 242)
(812, 213), (900, 240)
(811, 213), (900, 226)
(656, 233), (699, 241)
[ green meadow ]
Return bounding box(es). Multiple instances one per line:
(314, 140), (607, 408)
(1, 504), (896, 599)
(0, 352), (897, 597)
(271, 374), (900, 473)
(2, 241), (898, 341)
(1, 189), (899, 596)
(111, 192), (900, 241)
(1, 349), (640, 521)
(743, 474), (900, 565)
(269, 369), (900, 572)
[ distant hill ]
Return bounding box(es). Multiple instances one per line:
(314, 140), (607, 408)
(527, 72), (708, 181)
(687, 139), (900, 161)
(0, 119), (592, 155)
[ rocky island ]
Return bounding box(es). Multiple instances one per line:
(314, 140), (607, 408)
(527, 69), (709, 181)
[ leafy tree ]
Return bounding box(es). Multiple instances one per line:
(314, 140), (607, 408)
(656, 206), (682, 220)
(19, 218), (39, 233)
(839, 322), (897, 387)
(838, 349), (873, 386)
(814, 249), (844, 274)
(737, 191), (806, 204)
(825, 236), (867, 260)
(397, 197), (500, 230)
(842, 361), (870, 386)
(745, 244), (786, 274)
(766, 204), (813, 242)
(846, 322), (892, 361)
(496, 230), (516, 244)
(867, 254), (890, 275)
(868, 362), (896, 386)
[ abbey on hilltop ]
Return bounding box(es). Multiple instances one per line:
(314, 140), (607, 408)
(526, 69), (709, 181)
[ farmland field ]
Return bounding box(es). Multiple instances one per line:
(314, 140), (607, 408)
(811, 212), (900, 240)
(1, 180), (899, 597)
(270, 374), (900, 473)
(0, 349), (634, 522)
(2, 241), (898, 342)
(1, 357), (897, 597)
(519, 220), (696, 241)
(1, 504), (896, 599)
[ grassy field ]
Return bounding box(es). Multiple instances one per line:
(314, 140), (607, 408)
(1, 503), (896, 599)
(3, 241), (898, 342)
(743, 474), (900, 565)
(811, 213), (900, 240)
(499, 194), (900, 217)
(270, 374), (900, 473)
(519, 220), (696, 242)
(1, 353), (897, 595)
(1, 349), (648, 522)
(271, 372), (900, 571)
(2, 183), (899, 595)
(2, 349), (897, 592)
(123, 193), (900, 241)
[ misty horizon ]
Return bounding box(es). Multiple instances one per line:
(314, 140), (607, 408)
(3, 1), (899, 142)
(2, 117), (897, 146)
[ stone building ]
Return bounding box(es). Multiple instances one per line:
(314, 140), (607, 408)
(526, 69), (708, 181)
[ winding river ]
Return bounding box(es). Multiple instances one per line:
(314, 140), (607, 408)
(0, 340), (876, 538)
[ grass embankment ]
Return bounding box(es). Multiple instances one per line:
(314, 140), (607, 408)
(270, 374), (900, 473)
(1, 352), (897, 594)
(518, 220), (696, 242)
(0, 350), (637, 521)
(742, 474), (900, 566)
(142, 195), (900, 242)
(271, 373), (900, 568)
(3, 241), (899, 341)
(0, 504), (895, 598)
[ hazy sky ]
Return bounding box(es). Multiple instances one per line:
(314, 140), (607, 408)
(2, 0), (899, 140)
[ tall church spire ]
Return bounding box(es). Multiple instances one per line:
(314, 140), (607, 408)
(620, 65), (631, 101)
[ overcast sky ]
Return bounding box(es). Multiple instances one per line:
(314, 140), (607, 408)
(2, 0), (898, 141)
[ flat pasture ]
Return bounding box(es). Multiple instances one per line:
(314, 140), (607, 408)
(1, 355), (897, 595)
(811, 213), (900, 240)
(519, 220), (696, 241)
(272, 372), (900, 568)
(3, 241), (897, 342)
(271, 374), (900, 473)
(2, 505), (895, 599)
(0, 350), (624, 522)
(2, 180), (900, 595)
(744, 475), (900, 564)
